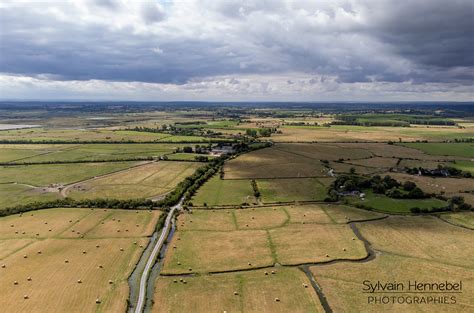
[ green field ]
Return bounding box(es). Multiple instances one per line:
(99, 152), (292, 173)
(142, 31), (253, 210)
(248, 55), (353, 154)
(440, 212), (474, 229)
(0, 162), (139, 186)
(347, 190), (447, 213)
(191, 175), (257, 206)
(165, 153), (215, 161)
(401, 142), (474, 158)
(1, 144), (182, 163)
(257, 178), (327, 203)
(0, 183), (61, 210)
(452, 160), (474, 174)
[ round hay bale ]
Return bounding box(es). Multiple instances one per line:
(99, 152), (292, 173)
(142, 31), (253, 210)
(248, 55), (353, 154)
(27, 277), (32, 281)
(342, 248), (346, 251)
(233, 291), (239, 295)
(188, 267), (192, 271)
(23, 255), (28, 259)
(136, 224), (139, 227)
(64, 259), (69, 263)
(325, 254), (330, 257)
(274, 297), (280, 302)
(177, 262), (181, 265)
(98, 265), (103, 269)
(271, 270), (276, 274)
(173, 279), (177, 283)
(133, 241), (137, 245)
(14, 281), (18, 285)
(82, 250), (87, 254)
(352, 237), (356, 240)
(10, 224), (14, 227)
(24, 295), (29, 299)
(1, 264), (6, 268)
(95, 298), (101, 304)
(77, 279), (82, 283)
(120, 248), (124, 251)
(96, 245), (100, 248)
(37, 250), (42, 254)
(108, 280), (113, 284)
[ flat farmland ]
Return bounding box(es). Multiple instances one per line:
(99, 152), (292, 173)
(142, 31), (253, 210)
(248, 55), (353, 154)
(5, 144), (183, 163)
(269, 224), (367, 265)
(0, 144), (69, 163)
(0, 162), (139, 186)
(234, 207), (289, 229)
(177, 209), (236, 231)
(452, 160), (474, 174)
(154, 268), (324, 313)
(347, 189), (447, 213)
(321, 204), (386, 223)
(67, 161), (202, 200)
(388, 173), (474, 194)
(224, 146), (327, 179)
(358, 216), (474, 268)
(440, 212), (474, 229)
(275, 143), (373, 161)
(271, 125), (474, 142)
(191, 175), (256, 207)
(329, 162), (382, 175)
(401, 142), (474, 158)
(257, 178), (327, 203)
(347, 157), (398, 169)
(161, 230), (273, 274)
(0, 183), (61, 211)
(0, 208), (160, 313)
(311, 254), (474, 313)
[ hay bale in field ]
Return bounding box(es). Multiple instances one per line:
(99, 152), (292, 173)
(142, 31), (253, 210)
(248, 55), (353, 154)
(24, 295), (29, 299)
(1, 264), (6, 268)
(271, 270), (276, 274)
(275, 297), (280, 302)
(98, 265), (103, 268)
(95, 298), (101, 304)
(325, 254), (330, 257)
(77, 279), (82, 283)
(27, 277), (32, 281)
(248, 262), (251, 266)
(343, 248), (346, 251)
(233, 291), (239, 295)
(136, 224), (139, 227)
(108, 280), (113, 284)
(120, 247), (124, 251)
(264, 271), (268, 275)
(64, 259), (69, 263)
(82, 250), (87, 254)
(14, 281), (18, 285)
(10, 224), (14, 227)
(96, 245), (100, 248)
(173, 279), (177, 283)
(177, 262), (181, 265)
(188, 267), (192, 271)
(23, 255), (28, 259)
(37, 250), (42, 254)
(133, 241), (137, 245)
(303, 283), (308, 288)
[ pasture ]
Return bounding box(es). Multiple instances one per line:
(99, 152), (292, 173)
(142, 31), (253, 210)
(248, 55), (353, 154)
(440, 212), (474, 229)
(190, 175), (256, 207)
(0, 183), (61, 211)
(311, 253), (474, 313)
(67, 161), (202, 200)
(257, 178), (327, 203)
(0, 208), (160, 313)
(154, 268), (323, 313)
(224, 146), (327, 179)
(347, 190), (447, 213)
(401, 142), (474, 158)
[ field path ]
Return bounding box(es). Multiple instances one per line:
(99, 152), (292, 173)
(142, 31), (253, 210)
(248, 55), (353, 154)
(134, 200), (181, 313)
(59, 160), (154, 197)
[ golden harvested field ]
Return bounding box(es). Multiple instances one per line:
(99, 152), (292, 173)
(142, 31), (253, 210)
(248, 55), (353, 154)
(153, 268), (324, 313)
(338, 142), (443, 160)
(285, 204), (334, 224)
(387, 173), (474, 194)
(234, 207), (289, 229)
(0, 208), (161, 313)
(440, 212), (474, 229)
(322, 204), (386, 223)
(177, 210), (236, 231)
(68, 161), (202, 200)
(224, 146), (327, 179)
(269, 224), (367, 265)
(358, 216), (474, 268)
(257, 178), (327, 203)
(311, 254), (474, 313)
(161, 230), (273, 274)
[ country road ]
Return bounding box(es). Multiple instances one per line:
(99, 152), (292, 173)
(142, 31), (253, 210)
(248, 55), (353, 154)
(133, 199), (181, 313)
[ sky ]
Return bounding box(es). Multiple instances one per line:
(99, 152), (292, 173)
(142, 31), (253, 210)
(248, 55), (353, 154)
(0, 0), (473, 101)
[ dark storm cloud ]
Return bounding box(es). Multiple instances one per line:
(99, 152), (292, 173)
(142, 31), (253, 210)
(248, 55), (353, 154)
(0, 0), (473, 85)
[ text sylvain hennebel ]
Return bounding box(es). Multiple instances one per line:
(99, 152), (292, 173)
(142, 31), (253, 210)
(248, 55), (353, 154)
(362, 280), (463, 293)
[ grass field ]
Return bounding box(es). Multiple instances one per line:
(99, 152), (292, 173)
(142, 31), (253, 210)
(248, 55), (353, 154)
(0, 162), (139, 186)
(224, 146), (327, 179)
(311, 253), (474, 313)
(68, 161), (202, 200)
(0, 208), (160, 313)
(401, 142), (474, 158)
(165, 153), (216, 161)
(271, 125), (474, 142)
(191, 175), (256, 207)
(347, 157), (398, 169)
(1, 144), (183, 163)
(358, 215), (474, 268)
(0, 183), (61, 211)
(257, 178), (327, 203)
(0, 128), (219, 143)
(347, 190), (447, 213)
(440, 212), (474, 229)
(452, 160), (474, 174)
(154, 268), (324, 313)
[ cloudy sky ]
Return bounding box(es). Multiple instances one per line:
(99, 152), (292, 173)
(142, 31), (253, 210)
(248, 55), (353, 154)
(0, 0), (473, 101)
